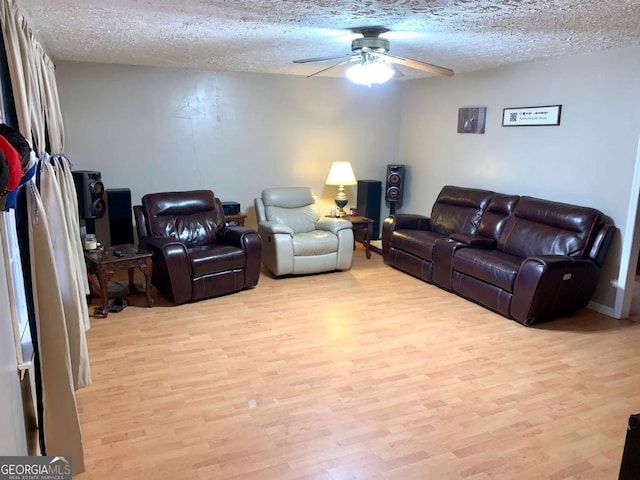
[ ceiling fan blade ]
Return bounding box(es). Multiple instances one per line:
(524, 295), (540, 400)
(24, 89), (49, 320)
(293, 54), (353, 64)
(390, 64), (405, 78)
(375, 52), (454, 77)
(306, 57), (359, 78)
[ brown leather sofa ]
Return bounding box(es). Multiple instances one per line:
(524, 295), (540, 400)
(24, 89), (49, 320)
(382, 185), (615, 326)
(134, 190), (262, 305)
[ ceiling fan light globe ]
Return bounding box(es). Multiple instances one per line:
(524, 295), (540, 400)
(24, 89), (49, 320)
(346, 61), (394, 87)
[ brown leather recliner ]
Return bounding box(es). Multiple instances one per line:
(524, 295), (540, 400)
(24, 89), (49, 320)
(133, 190), (262, 305)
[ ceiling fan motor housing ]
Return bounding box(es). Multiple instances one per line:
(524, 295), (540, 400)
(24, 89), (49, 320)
(351, 37), (389, 53)
(294, 25), (454, 79)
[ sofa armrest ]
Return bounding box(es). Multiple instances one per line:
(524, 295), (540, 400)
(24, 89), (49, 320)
(144, 237), (193, 305)
(433, 236), (495, 291)
(316, 217), (352, 235)
(433, 238), (465, 290)
(511, 255), (600, 326)
(382, 214), (432, 259)
(258, 221), (294, 236)
(589, 223), (615, 268)
(449, 233), (497, 248)
(386, 214), (432, 231)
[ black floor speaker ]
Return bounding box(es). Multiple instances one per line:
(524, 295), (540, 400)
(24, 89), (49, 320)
(107, 188), (134, 246)
(619, 413), (640, 479)
(385, 164), (405, 215)
(356, 180), (382, 240)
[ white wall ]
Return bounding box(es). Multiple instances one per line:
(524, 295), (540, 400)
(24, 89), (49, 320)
(398, 45), (640, 314)
(55, 63), (402, 234)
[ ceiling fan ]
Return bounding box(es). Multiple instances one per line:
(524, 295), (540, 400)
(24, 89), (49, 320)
(293, 27), (454, 86)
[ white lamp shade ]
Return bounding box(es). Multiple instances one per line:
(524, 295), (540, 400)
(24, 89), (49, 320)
(326, 162), (357, 186)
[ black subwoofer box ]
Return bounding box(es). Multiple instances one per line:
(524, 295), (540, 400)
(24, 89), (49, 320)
(356, 180), (382, 240)
(107, 188), (134, 246)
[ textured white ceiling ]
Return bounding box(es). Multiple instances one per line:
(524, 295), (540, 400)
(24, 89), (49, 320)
(16, 0), (640, 79)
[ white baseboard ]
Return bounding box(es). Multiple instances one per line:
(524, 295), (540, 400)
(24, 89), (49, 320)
(588, 300), (619, 319)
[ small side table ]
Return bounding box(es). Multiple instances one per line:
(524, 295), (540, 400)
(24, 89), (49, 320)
(84, 244), (153, 318)
(327, 215), (374, 259)
(347, 215), (374, 259)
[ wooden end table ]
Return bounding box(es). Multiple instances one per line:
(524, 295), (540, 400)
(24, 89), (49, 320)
(327, 215), (374, 259)
(347, 215), (374, 259)
(84, 244), (153, 318)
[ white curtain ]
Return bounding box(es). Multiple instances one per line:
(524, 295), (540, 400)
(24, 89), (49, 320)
(1, 0), (88, 474)
(39, 159), (91, 389)
(26, 182), (85, 473)
(0, 0), (29, 139)
(55, 155), (90, 311)
(41, 57), (65, 153)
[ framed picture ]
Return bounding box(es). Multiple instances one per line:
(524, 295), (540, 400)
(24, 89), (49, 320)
(502, 105), (562, 126)
(457, 107), (487, 134)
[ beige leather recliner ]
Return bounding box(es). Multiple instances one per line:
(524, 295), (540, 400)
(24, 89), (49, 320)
(254, 187), (354, 276)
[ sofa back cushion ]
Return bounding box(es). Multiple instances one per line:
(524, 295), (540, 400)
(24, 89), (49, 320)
(430, 186), (494, 236)
(477, 193), (520, 240)
(142, 190), (224, 247)
(497, 196), (604, 259)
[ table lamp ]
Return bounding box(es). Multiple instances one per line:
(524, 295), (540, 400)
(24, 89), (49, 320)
(326, 161), (357, 217)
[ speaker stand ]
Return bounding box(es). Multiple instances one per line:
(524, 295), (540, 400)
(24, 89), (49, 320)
(390, 203), (398, 215)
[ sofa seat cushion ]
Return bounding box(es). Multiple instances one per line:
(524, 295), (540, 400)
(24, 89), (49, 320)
(391, 229), (445, 261)
(453, 248), (523, 292)
(189, 245), (245, 277)
(293, 231), (338, 256)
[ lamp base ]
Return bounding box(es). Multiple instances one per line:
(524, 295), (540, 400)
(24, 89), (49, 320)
(335, 196), (348, 217)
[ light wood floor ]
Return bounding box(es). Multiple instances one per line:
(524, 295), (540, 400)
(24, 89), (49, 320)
(75, 246), (640, 479)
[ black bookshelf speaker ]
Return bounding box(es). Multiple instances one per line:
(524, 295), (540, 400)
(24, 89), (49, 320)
(356, 180), (382, 240)
(385, 164), (405, 204)
(619, 413), (640, 480)
(72, 170), (106, 219)
(107, 188), (134, 246)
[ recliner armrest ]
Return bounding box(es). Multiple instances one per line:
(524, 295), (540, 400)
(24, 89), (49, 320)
(449, 233), (496, 248)
(316, 217), (352, 235)
(144, 236), (187, 253)
(258, 221), (294, 236)
(217, 226), (259, 248)
(144, 237), (193, 305)
(133, 205), (148, 240)
(217, 227), (262, 289)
